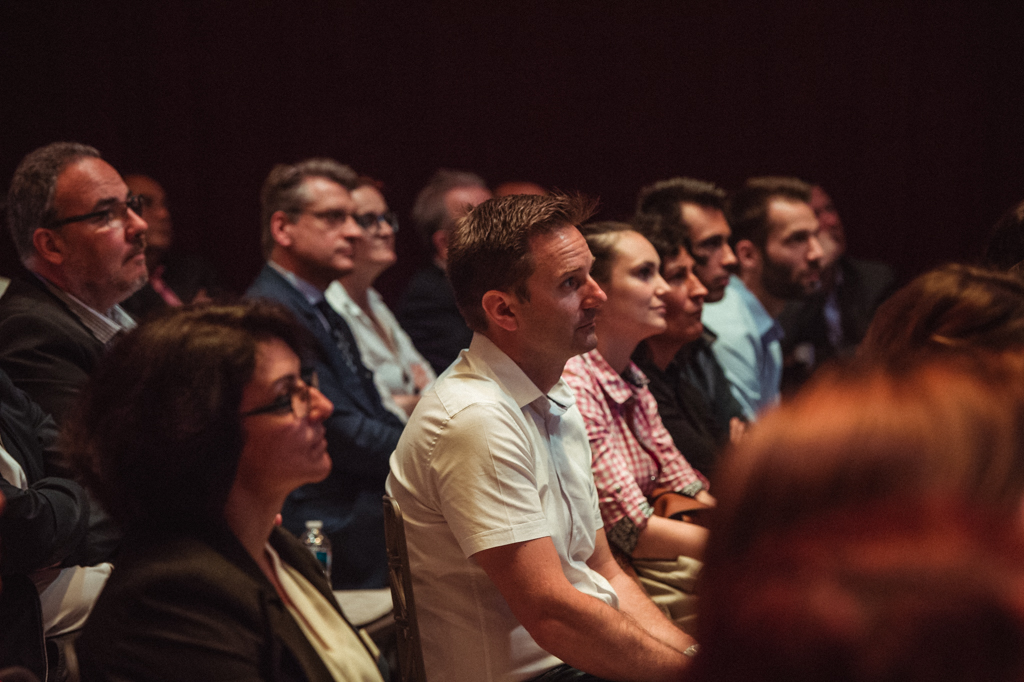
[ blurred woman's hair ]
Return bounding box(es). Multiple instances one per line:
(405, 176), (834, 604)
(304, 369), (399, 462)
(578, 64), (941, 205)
(692, 496), (1024, 682)
(67, 301), (310, 533)
(692, 355), (1024, 681)
(705, 355), (1024, 565)
(860, 263), (1024, 361)
(983, 198), (1024, 271)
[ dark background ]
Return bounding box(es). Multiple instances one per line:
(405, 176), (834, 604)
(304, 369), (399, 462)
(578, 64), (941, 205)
(3, 1), (1023, 302)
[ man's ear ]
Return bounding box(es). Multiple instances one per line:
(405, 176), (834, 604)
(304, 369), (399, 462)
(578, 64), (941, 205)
(432, 229), (449, 262)
(269, 210), (295, 249)
(31, 228), (64, 266)
(481, 289), (518, 333)
(734, 239), (761, 272)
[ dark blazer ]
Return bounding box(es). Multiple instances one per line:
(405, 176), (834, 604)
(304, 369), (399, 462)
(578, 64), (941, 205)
(779, 256), (896, 392)
(77, 525), (380, 682)
(0, 367), (91, 678)
(0, 275), (105, 430)
(396, 263), (473, 375)
(0, 275), (121, 562)
(680, 332), (748, 440)
(246, 265), (403, 589)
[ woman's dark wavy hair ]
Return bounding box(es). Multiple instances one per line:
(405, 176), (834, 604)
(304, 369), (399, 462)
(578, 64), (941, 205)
(67, 301), (311, 533)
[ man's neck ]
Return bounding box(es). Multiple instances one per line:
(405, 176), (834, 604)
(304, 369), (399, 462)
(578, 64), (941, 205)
(643, 334), (687, 372)
(740, 271), (785, 319)
(33, 267), (119, 314)
(269, 254), (329, 292)
(484, 330), (563, 394)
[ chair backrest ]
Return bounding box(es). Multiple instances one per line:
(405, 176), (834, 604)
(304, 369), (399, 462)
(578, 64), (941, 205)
(382, 495), (428, 682)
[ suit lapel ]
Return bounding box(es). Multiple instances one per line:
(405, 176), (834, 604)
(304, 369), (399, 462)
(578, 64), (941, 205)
(249, 266), (379, 417)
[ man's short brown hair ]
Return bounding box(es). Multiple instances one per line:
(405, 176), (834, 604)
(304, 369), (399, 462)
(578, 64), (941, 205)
(447, 193), (596, 332)
(727, 176), (812, 251)
(259, 158), (358, 258)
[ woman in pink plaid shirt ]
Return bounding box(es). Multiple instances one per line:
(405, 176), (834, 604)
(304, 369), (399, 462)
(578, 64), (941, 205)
(563, 222), (715, 567)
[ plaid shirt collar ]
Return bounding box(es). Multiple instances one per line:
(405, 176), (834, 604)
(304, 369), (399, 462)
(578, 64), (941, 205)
(579, 349), (649, 407)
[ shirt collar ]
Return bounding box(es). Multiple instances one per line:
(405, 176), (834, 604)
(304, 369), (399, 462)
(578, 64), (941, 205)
(38, 275), (136, 344)
(729, 276), (785, 345)
(579, 349), (647, 407)
(328, 282), (384, 321)
(269, 261), (324, 305)
(468, 333), (577, 412)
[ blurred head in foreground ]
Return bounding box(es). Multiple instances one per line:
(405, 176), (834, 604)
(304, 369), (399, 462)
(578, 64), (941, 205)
(692, 356), (1024, 682)
(859, 263), (1024, 362)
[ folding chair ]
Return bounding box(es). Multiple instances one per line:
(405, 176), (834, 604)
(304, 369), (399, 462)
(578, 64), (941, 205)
(382, 495), (427, 682)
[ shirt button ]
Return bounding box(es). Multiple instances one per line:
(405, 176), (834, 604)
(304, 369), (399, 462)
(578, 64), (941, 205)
(650, 475), (656, 482)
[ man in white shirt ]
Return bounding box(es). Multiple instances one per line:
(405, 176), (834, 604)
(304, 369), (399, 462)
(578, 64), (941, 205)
(387, 194), (697, 682)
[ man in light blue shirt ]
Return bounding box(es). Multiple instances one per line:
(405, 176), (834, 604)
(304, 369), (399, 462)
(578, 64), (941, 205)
(701, 177), (824, 419)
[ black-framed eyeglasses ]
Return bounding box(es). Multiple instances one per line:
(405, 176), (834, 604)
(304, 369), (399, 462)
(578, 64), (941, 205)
(240, 371), (320, 419)
(51, 194), (145, 228)
(353, 211), (399, 235)
(303, 209), (358, 229)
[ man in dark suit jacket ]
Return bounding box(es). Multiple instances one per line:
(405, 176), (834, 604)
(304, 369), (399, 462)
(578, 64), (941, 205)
(397, 169), (491, 375)
(0, 142), (148, 426)
(246, 158), (404, 590)
(0, 366), (106, 679)
(778, 185), (895, 392)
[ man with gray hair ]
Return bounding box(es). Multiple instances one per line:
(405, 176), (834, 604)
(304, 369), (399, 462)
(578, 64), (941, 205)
(246, 158), (404, 590)
(0, 141), (148, 425)
(397, 168), (491, 374)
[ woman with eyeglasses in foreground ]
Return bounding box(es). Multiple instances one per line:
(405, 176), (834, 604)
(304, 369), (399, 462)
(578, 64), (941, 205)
(324, 177), (435, 422)
(70, 302), (386, 682)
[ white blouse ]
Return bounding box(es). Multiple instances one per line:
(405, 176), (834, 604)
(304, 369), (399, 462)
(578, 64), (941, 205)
(324, 282), (435, 422)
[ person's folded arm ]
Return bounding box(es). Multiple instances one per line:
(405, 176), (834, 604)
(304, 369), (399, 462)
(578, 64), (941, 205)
(587, 528), (696, 654)
(473, 534), (694, 682)
(631, 515), (709, 561)
(0, 474), (89, 573)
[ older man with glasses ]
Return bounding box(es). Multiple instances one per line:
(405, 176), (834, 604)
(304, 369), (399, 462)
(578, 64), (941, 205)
(0, 141), (144, 678)
(0, 141), (148, 427)
(245, 158), (405, 591)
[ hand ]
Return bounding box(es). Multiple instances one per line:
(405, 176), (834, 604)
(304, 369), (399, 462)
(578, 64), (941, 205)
(729, 417), (747, 444)
(410, 364), (431, 391)
(695, 489), (717, 507)
(190, 288), (213, 304)
(392, 393), (421, 416)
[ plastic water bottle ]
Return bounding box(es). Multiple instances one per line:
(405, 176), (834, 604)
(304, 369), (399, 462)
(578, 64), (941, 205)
(301, 520), (332, 578)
